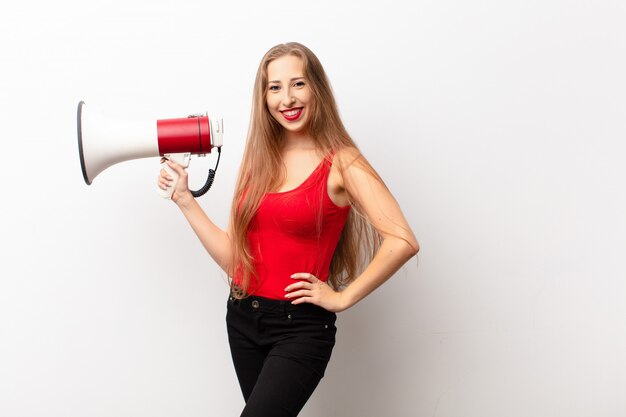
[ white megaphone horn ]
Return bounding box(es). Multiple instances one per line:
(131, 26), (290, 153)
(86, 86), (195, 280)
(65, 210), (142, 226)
(76, 101), (223, 198)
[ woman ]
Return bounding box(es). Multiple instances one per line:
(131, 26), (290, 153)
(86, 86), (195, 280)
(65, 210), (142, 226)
(158, 42), (419, 417)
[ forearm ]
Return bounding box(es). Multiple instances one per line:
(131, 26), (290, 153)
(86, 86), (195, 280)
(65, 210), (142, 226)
(340, 237), (418, 310)
(176, 196), (232, 273)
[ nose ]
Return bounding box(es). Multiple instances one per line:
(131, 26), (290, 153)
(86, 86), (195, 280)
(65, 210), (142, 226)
(282, 88), (296, 107)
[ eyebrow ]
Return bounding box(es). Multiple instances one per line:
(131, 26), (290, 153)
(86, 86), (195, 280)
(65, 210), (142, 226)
(268, 77), (305, 84)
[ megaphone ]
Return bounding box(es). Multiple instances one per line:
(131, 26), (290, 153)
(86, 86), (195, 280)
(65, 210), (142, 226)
(77, 101), (223, 198)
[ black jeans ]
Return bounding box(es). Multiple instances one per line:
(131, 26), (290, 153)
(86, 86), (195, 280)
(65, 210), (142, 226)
(226, 294), (337, 417)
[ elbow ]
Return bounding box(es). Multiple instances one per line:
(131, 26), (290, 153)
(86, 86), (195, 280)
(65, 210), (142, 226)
(393, 235), (419, 260)
(407, 238), (419, 258)
(402, 230), (419, 257)
(382, 232), (419, 260)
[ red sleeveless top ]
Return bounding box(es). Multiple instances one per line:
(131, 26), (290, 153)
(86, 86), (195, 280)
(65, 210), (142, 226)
(237, 153), (351, 299)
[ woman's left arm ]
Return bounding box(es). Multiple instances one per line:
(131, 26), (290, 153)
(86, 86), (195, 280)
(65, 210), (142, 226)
(286, 148), (419, 312)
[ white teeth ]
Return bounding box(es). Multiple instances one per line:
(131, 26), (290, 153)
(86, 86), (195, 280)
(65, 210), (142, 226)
(284, 109), (300, 116)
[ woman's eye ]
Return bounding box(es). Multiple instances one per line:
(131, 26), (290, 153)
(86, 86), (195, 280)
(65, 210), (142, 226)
(269, 85), (280, 91)
(294, 81), (305, 87)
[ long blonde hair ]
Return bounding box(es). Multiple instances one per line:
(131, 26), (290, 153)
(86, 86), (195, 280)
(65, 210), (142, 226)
(229, 42), (382, 294)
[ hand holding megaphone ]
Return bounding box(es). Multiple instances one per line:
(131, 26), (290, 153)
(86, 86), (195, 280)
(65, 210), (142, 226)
(77, 101), (223, 199)
(157, 157), (192, 203)
(158, 155), (189, 200)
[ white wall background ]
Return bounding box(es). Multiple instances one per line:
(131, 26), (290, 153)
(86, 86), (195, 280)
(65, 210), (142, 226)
(1, 0), (625, 416)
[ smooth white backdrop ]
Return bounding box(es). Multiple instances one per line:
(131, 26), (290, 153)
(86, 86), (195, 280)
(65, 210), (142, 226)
(1, 1), (625, 416)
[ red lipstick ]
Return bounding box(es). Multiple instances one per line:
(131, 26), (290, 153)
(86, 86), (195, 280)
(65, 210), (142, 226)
(280, 107), (303, 121)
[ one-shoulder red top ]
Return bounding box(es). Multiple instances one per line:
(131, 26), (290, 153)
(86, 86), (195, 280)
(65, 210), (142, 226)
(236, 153), (351, 299)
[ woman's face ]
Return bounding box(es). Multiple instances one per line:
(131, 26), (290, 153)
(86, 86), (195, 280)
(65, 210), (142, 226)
(266, 55), (313, 135)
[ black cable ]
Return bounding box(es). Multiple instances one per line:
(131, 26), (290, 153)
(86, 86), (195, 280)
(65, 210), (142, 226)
(191, 147), (221, 198)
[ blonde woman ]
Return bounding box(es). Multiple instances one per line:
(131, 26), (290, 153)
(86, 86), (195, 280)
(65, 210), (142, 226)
(158, 42), (419, 417)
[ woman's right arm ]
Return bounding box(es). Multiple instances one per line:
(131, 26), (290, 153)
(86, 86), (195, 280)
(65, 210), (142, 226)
(158, 159), (232, 274)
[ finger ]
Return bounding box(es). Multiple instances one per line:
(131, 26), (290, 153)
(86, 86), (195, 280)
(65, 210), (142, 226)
(158, 177), (172, 187)
(290, 296), (313, 305)
(284, 281), (312, 292)
(290, 273), (317, 282)
(285, 289), (312, 299)
(159, 168), (173, 180)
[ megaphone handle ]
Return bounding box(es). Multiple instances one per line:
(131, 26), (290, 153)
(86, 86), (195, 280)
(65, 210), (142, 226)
(158, 153), (191, 199)
(158, 162), (178, 199)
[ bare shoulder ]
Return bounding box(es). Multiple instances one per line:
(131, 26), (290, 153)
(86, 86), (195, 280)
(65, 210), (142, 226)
(332, 146), (383, 189)
(328, 146), (381, 207)
(333, 146), (365, 171)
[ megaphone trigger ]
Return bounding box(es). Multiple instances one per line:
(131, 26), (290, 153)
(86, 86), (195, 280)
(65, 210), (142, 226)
(158, 153), (190, 199)
(159, 160), (177, 199)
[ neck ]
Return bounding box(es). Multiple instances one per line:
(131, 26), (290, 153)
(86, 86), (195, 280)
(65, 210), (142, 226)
(282, 129), (316, 150)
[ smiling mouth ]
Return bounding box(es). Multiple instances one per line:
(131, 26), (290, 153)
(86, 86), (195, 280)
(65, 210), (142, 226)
(280, 107), (303, 121)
